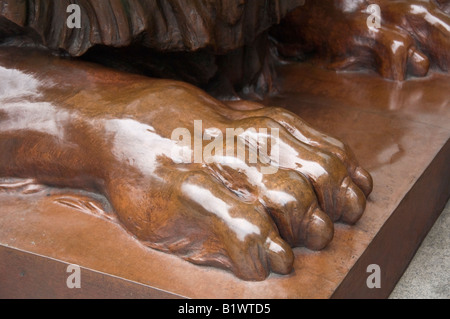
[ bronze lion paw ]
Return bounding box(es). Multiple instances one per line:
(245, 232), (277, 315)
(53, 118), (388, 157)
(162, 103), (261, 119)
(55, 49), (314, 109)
(273, 0), (450, 80)
(0, 49), (372, 280)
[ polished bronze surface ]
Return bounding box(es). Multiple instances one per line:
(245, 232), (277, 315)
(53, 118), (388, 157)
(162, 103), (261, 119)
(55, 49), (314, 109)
(0, 245), (184, 299)
(272, 0), (450, 81)
(0, 55), (448, 298)
(0, 47), (372, 281)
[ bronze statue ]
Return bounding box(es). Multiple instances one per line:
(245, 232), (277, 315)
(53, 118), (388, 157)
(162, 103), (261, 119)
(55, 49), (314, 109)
(0, 0), (448, 281)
